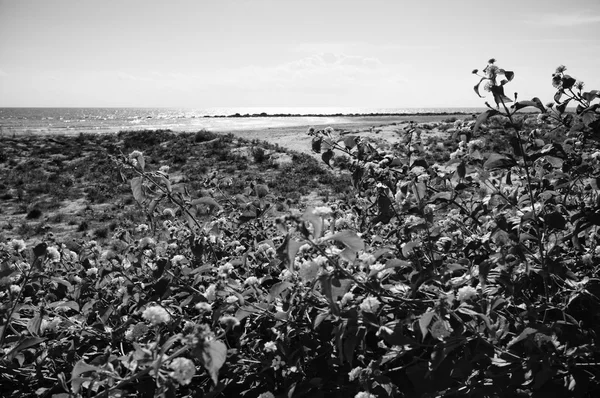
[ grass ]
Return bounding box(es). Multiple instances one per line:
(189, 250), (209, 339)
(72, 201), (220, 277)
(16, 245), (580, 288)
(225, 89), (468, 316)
(0, 129), (350, 243)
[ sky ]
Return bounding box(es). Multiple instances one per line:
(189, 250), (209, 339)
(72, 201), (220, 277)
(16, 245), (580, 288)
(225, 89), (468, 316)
(0, 0), (599, 108)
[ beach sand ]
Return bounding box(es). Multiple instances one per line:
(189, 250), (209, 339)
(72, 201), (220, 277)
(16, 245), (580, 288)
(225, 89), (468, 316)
(209, 114), (473, 155)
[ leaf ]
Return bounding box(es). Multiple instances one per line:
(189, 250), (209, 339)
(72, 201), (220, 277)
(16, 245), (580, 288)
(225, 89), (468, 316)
(402, 241), (420, 258)
(429, 191), (452, 203)
(457, 162), (466, 180)
(582, 90), (600, 102)
(503, 70), (515, 82)
(269, 281), (293, 301)
(277, 236), (303, 271)
(343, 135), (357, 149)
(554, 89), (563, 103)
(544, 211), (567, 230)
(474, 109), (500, 132)
(512, 99), (545, 113)
(562, 75), (576, 90)
(507, 327), (538, 349)
(484, 153), (516, 170)
(199, 340), (227, 385)
(311, 137), (322, 153)
(70, 360), (103, 393)
(319, 275), (340, 316)
(473, 77), (487, 98)
(130, 177), (146, 204)
(412, 182), (427, 202)
(491, 85), (512, 106)
(6, 337), (46, 361)
(324, 230), (365, 252)
(419, 310), (435, 341)
(303, 208), (323, 240)
(191, 197), (221, 210)
(322, 150), (334, 167)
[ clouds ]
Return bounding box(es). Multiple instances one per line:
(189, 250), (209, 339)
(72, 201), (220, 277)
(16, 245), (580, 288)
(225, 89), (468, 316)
(526, 12), (600, 27)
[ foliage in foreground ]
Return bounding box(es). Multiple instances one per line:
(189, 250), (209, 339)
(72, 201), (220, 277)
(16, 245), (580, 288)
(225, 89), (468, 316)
(1, 60), (600, 397)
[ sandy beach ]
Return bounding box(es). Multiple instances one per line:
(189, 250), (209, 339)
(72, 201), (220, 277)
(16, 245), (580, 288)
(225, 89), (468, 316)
(210, 114), (472, 155)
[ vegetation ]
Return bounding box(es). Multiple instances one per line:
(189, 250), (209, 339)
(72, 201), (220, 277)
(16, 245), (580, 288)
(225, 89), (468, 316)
(1, 60), (600, 397)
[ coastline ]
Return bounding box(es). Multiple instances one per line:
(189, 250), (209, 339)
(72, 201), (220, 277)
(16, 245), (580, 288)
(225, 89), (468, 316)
(1, 113), (473, 155)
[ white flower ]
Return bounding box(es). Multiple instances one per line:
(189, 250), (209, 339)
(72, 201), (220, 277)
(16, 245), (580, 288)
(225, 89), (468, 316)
(135, 224), (149, 233)
(355, 392), (376, 398)
(225, 295), (239, 304)
(86, 267), (98, 276)
(271, 355), (285, 370)
(171, 255), (186, 266)
(257, 393), (275, 398)
(341, 292), (354, 306)
(348, 366), (362, 381)
(169, 357), (196, 385)
(298, 260), (320, 282)
(457, 286), (478, 302)
(142, 306), (170, 326)
(195, 302), (212, 312)
(359, 296), (381, 313)
(9, 285), (21, 294)
(264, 341), (277, 352)
(10, 239), (26, 253)
(313, 206), (333, 217)
(46, 246), (61, 263)
(158, 165), (170, 173)
(205, 284), (217, 302)
(244, 276), (259, 285)
(358, 253), (376, 266)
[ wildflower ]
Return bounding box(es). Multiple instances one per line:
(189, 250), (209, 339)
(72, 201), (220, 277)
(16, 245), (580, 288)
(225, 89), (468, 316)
(488, 58), (496, 64)
(126, 322), (149, 340)
(225, 295), (238, 304)
(204, 284), (217, 302)
(575, 80), (585, 90)
(555, 65), (567, 73)
(355, 392), (376, 398)
(298, 260), (320, 282)
(271, 355), (285, 370)
(264, 341), (277, 352)
(358, 253), (376, 266)
(244, 276), (259, 285)
(86, 267), (98, 276)
(138, 237), (156, 249)
(158, 165), (170, 173)
(217, 262), (234, 274)
(257, 393), (275, 398)
(348, 366), (363, 381)
(471, 69), (478, 74)
(313, 206), (333, 217)
(485, 65), (499, 79)
(195, 302), (212, 312)
(142, 306), (170, 326)
(9, 285), (21, 294)
(10, 239), (26, 253)
(171, 255), (186, 266)
(359, 296), (381, 313)
(40, 317), (61, 334)
(135, 224), (149, 233)
(457, 285), (478, 302)
(552, 74), (563, 89)
(46, 246), (61, 263)
(169, 357), (196, 385)
(341, 292), (354, 306)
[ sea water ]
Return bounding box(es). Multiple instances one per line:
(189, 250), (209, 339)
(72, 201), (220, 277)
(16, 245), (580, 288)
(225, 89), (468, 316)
(0, 107), (487, 136)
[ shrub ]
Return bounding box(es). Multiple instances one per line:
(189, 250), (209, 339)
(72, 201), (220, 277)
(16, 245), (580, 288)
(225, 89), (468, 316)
(1, 60), (600, 398)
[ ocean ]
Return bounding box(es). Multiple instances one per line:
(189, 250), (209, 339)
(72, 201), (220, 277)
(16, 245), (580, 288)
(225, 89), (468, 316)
(0, 107), (487, 136)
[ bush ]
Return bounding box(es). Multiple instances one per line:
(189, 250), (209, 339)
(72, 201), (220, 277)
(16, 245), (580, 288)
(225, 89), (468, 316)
(1, 60), (600, 398)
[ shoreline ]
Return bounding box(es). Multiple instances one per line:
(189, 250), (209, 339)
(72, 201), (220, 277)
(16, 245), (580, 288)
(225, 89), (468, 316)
(1, 114), (472, 155)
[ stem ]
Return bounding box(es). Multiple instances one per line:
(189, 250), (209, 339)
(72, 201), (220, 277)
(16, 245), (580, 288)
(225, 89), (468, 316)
(499, 100), (550, 298)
